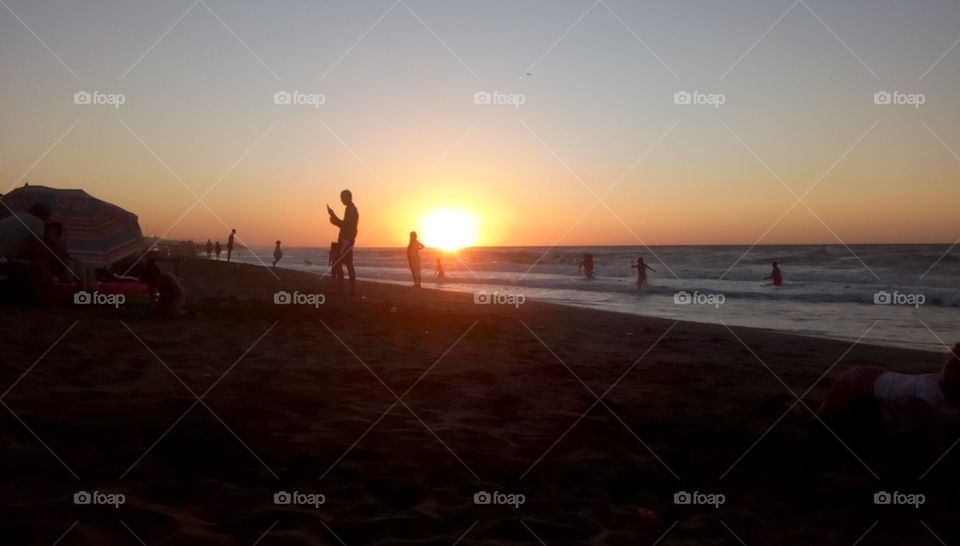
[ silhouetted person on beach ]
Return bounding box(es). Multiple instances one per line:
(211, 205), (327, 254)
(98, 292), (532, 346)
(273, 240), (283, 267)
(631, 257), (656, 288)
(0, 202), (54, 305)
(407, 231), (425, 287)
(226, 229), (236, 263)
(328, 189), (358, 295)
(435, 258), (445, 280)
(141, 259), (185, 317)
(766, 261), (783, 287)
(205, 239), (213, 259)
(328, 242), (344, 284)
(214, 241), (221, 260)
(578, 253), (595, 279)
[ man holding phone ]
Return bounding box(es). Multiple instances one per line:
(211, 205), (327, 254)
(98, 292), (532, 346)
(328, 189), (358, 295)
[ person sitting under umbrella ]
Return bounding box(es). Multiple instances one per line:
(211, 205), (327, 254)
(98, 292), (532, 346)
(140, 259), (185, 317)
(0, 202), (55, 305)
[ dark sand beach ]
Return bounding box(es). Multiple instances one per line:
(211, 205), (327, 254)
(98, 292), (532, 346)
(1, 259), (957, 545)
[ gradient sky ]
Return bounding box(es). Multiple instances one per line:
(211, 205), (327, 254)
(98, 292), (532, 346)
(2, 0), (959, 247)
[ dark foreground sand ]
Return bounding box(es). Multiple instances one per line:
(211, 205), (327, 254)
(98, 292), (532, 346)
(1, 259), (957, 545)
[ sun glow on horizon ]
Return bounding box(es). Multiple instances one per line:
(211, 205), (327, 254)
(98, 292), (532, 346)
(418, 207), (478, 252)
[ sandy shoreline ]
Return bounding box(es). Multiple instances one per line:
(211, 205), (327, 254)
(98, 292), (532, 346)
(1, 258), (956, 545)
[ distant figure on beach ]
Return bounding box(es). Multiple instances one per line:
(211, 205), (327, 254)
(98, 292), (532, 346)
(327, 242), (343, 284)
(226, 229), (236, 263)
(272, 240), (283, 267)
(205, 239), (213, 259)
(328, 189), (358, 295)
(765, 261), (783, 287)
(435, 258), (445, 280)
(214, 241), (221, 261)
(631, 257), (656, 288)
(820, 342), (960, 442)
(406, 231), (425, 287)
(578, 253), (595, 279)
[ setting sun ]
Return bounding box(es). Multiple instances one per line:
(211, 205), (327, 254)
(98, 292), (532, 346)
(418, 207), (478, 252)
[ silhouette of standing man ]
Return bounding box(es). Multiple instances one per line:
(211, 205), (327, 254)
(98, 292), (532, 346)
(328, 189), (358, 295)
(226, 229), (236, 263)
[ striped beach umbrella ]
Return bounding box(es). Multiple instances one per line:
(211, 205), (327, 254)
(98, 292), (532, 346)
(1, 184), (145, 267)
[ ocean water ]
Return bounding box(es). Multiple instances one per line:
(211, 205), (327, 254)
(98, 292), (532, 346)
(229, 244), (960, 352)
